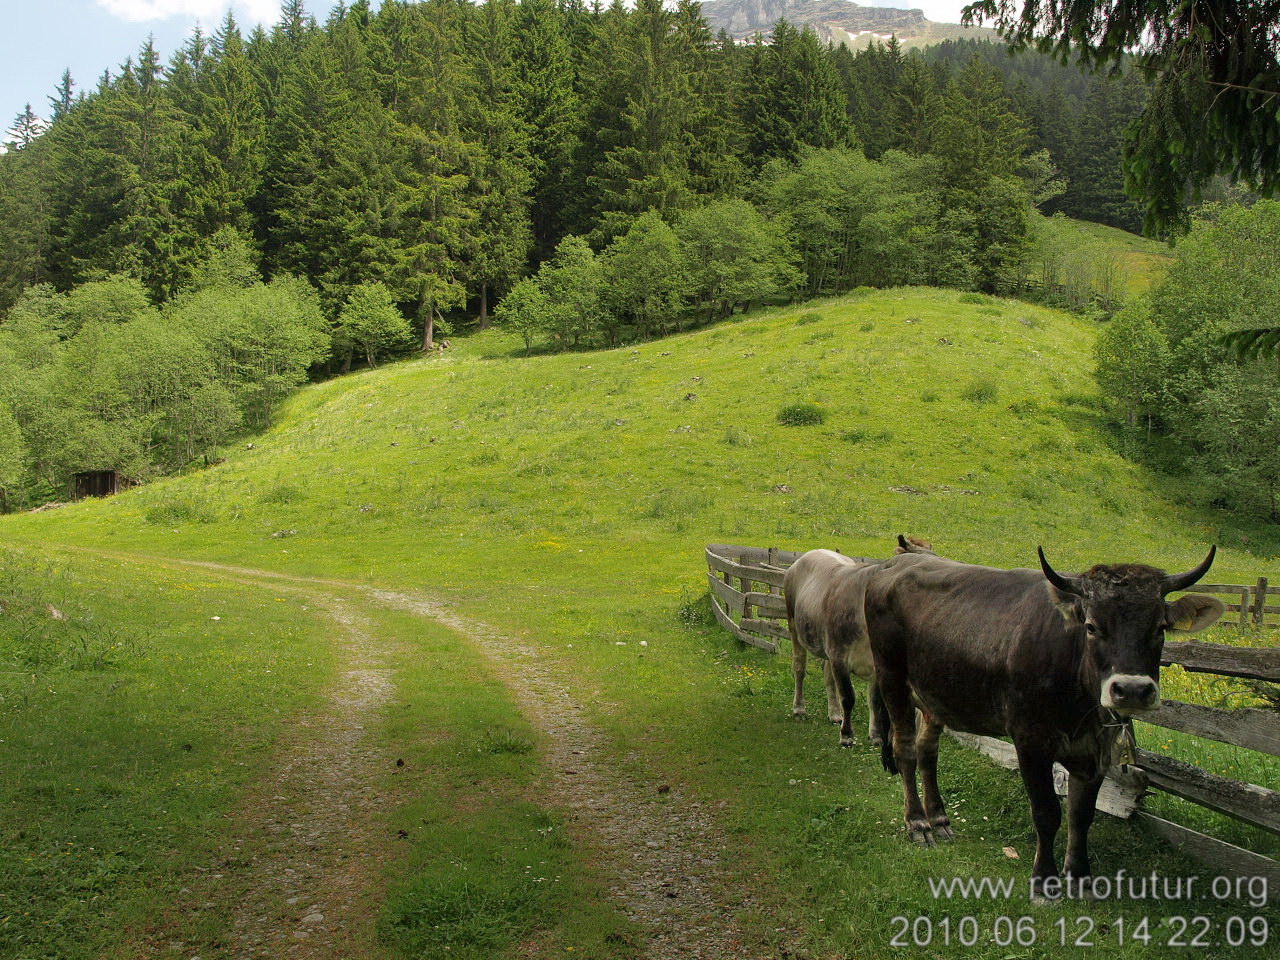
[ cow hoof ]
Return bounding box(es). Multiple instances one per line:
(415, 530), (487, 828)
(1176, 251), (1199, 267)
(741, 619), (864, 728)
(791, 708), (806, 719)
(1029, 879), (1063, 905)
(828, 715), (843, 725)
(870, 736), (884, 748)
(1066, 875), (1100, 900)
(906, 821), (934, 846)
(839, 736), (854, 748)
(931, 822), (954, 841)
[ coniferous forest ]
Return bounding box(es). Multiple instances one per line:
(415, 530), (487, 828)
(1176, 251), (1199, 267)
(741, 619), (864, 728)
(0, 0), (1156, 504)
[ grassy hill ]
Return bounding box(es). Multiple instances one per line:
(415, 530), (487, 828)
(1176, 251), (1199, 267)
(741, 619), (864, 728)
(1054, 217), (1174, 296)
(4, 287), (1277, 958)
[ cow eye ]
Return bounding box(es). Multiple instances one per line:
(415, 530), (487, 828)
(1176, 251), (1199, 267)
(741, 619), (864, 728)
(1085, 622), (1098, 635)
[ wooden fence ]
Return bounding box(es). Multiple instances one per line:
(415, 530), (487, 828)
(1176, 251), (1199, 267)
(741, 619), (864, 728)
(706, 543), (1280, 881)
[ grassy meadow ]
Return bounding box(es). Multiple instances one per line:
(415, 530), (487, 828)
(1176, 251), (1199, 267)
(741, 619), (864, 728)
(3, 286), (1278, 958)
(1055, 217), (1174, 294)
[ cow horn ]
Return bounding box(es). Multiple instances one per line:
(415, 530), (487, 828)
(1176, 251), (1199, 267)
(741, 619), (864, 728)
(1161, 546), (1217, 595)
(897, 534), (910, 552)
(1038, 546), (1083, 596)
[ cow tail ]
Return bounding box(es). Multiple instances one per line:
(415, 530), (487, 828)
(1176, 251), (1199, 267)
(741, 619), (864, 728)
(877, 693), (896, 774)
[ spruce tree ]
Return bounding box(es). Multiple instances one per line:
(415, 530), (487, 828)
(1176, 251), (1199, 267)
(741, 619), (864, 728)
(510, 0), (581, 253)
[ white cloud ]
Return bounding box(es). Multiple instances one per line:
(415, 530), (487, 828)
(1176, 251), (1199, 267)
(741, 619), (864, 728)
(95, 0), (281, 25)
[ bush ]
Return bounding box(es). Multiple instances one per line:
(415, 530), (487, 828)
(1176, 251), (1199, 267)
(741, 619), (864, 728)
(859, 321), (875, 332)
(962, 379), (999, 404)
(144, 497), (218, 525)
(796, 312), (823, 325)
(958, 292), (988, 304)
(777, 403), (827, 426)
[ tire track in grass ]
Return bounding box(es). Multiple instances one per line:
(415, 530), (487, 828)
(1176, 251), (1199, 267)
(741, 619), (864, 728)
(366, 588), (758, 960)
(63, 549), (760, 960)
(214, 594), (400, 959)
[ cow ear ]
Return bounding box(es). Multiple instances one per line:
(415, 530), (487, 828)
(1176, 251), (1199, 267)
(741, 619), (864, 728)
(1044, 582), (1084, 623)
(1166, 594), (1225, 634)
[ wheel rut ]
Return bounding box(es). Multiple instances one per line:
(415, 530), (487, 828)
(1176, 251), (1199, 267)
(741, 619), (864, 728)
(70, 549), (759, 959)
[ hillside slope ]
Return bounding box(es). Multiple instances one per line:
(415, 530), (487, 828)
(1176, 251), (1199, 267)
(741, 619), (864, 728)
(6, 287), (1276, 958)
(6, 286), (1246, 572)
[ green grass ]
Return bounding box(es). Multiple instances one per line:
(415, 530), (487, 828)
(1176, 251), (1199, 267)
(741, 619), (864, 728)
(1058, 218), (1174, 296)
(3, 286), (1278, 957)
(0, 550), (335, 959)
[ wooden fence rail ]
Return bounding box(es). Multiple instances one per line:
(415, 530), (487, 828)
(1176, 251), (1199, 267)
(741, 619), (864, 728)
(705, 543), (1280, 881)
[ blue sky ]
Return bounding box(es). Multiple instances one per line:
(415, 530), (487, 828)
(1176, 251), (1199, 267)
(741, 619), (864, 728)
(1, 1), (356, 127)
(2, 0), (971, 131)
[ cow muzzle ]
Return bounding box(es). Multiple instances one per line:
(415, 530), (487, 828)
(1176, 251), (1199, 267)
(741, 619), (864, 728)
(1101, 674), (1160, 714)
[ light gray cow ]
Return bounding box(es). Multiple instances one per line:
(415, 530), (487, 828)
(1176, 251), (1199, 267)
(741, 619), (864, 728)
(784, 536), (932, 751)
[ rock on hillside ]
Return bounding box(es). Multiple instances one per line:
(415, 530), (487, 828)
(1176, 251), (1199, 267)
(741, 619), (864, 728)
(700, 0), (997, 48)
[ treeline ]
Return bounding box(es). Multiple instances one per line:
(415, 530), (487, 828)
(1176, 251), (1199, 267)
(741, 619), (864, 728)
(0, 0), (1151, 324)
(917, 39), (1149, 234)
(0, 0), (1161, 502)
(1095, 201), (1280, 521)
(0, 234), (328, 507)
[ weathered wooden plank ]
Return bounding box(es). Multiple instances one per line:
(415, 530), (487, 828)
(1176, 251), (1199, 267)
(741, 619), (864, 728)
(1161, 640), (1280, 682)
(1255, 577), (1270, 626)
(1139, 699), (1280, 757)
(1135, 812), (1280, 883)
(1192, 583), (1256, 594)
(710, 594), (778, 653)
(707, 544), (774, 564)
(946, 732), (1144, 819)
(707, 573), (744, 611)
(744, 591), (787, 618)
(1135, 749), (1280, 835)
(705, 549), (785, 587)
(742, 617), (791, 642)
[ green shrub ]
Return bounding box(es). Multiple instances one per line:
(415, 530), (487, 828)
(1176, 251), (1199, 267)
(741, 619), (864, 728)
(144, 498), (218, 525)
(962, 379), (999, 404)
(259, 483), (301, 505)
(777, 403), (827, 426)
(859, 321), (875, 332)
(958, 292), (988, 304)
(797, 312), (823, 325)
(921, 390), (940, 403)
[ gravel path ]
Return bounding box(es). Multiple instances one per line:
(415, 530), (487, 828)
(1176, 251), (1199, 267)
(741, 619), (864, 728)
(86, 551), (758, 959)
(216, 595), (400, 959)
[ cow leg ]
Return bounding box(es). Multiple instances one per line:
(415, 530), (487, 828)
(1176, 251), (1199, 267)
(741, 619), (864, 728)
(823, 660), (843, 724)
(1063, 765), (1104, 896)
(916, 712), (952, 840)
(790, 639), (807, 718)
(882, 676), (932, 845)
(867, 679), (887, 747)
(833, 660), (857, 748)
(1014, 742), (1062, 899)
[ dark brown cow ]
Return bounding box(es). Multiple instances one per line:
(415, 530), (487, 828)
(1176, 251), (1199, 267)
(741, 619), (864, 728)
(784, 535), (932, 751)
(864, 545), (1224, 898)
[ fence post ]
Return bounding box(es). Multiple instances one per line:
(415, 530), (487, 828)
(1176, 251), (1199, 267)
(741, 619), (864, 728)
(740, 553), (753, 619)
(767, 548), (781, 596)
(1255, 577), (1269, 627)
(1240, 587), (1250, 629)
